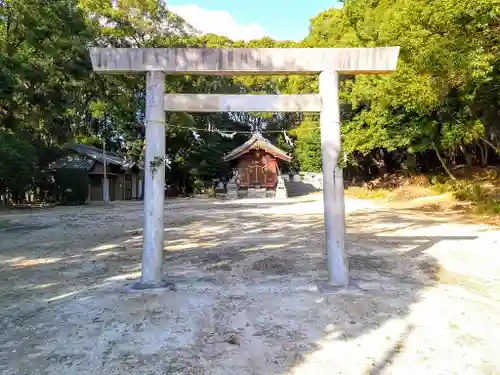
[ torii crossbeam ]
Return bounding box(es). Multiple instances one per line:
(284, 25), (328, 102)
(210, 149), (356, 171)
(89, 47), (400, 289)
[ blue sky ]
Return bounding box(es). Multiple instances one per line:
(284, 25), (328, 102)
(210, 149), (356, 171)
(166, 0), (342, 41)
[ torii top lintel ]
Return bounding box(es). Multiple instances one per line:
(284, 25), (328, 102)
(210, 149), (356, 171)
(89, 47), (400, 75)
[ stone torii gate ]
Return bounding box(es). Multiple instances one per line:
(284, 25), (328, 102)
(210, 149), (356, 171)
(89, 47), (400, 289)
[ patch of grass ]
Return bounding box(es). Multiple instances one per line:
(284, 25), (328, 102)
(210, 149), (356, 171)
(345, 186), (395, 200)
(346, 172), (439, 202)
(347, 167), (500, 224)
(346, 185), (436, 202)
(431, 170), (500, 216)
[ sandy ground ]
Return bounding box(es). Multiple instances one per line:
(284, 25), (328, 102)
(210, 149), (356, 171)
(0, 196), (499, 375)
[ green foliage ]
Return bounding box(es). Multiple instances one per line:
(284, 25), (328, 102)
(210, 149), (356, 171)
(0, 0), (94, 140)
(54, 168), (89, 205)
(0, 131), (37, 198)
(290, 118), (322, 172)
(1, 0), (500, 201)
(164, 113), (251, 194)
(295, 0), (500, 177)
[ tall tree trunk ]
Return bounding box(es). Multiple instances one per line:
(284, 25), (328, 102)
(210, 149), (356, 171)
(459, 145), (473, 166)
(478, 141), (488, 167)
(433, 143), (456, 180)
(372, 149), (387, 175)
(483, 138), (500, 155)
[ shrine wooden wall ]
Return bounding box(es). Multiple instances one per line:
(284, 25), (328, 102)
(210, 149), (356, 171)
(236, 150), (278, 189)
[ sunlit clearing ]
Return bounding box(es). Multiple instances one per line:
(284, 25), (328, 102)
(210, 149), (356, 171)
(0, 256), (25, 265)
(121, 266), (141, 273)
(90, 243), (123, 251)
(105, 272), (141, 281)
(32, 283), (57, 290)
(124, 228), (143, 234)
(164, 226), (188, 233)
(194, 225), (230, 235)
(211, 260), (230, 268)
(244, 202), (324, 215)
(93, 251), (117, 258)
(90, 243), (122, 252)
(44, 291), (79, 302)
(241, 244), (285, 252)
(12, 257), (61, 269)
(165, 241), (217, 251)
(287, 318), (408, 375)
(246, 228), (263, 234)
(123, 237), (142, 245)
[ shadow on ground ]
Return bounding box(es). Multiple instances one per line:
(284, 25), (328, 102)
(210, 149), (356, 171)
(0, 200), (479, 374)
(285, 181), (320, 197)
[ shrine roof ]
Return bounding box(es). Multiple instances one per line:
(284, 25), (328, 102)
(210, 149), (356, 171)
(223, 133), (292, 162)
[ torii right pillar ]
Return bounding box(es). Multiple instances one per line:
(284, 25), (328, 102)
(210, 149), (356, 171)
(320, 70), (348, 286)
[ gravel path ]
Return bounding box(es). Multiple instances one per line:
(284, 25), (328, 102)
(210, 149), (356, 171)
(0, 197), (499, 375)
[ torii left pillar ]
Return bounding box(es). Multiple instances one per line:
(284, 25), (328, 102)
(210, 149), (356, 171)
(139, 71), (166, 288)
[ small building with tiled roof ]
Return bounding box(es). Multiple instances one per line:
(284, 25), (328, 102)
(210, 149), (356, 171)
(223, 133), (291, 196)
(48, 144), (144, 202)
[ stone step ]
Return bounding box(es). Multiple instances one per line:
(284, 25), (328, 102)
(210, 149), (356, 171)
(236, 188), (279, 199)
(247, 188), (267, 199)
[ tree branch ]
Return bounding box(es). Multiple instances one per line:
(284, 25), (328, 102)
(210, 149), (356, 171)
(433, 142), (456, 180)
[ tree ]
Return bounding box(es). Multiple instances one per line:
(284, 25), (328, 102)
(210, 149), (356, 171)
(296, 0), (500, 175)
(0, 0), (94, 139)
(2, 0), (500, 200)
(290, 117), (322, 172)
(0, 131), (37, 203)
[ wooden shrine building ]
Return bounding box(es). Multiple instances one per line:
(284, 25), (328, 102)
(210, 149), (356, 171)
(223, 133), (291, 197)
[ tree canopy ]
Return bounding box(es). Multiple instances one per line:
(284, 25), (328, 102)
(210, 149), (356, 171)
(1, 0), (499, 201)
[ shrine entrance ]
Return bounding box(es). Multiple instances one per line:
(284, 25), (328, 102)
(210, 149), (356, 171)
(89, 46), (399, 289)
(245, 155), (266, 187)
(247, 158), (265, 187)
(245, 152), (270, 188)
(222, 132), (291, 197)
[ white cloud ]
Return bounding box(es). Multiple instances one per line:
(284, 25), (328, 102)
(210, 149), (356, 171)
(168, 4), (266, 41)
